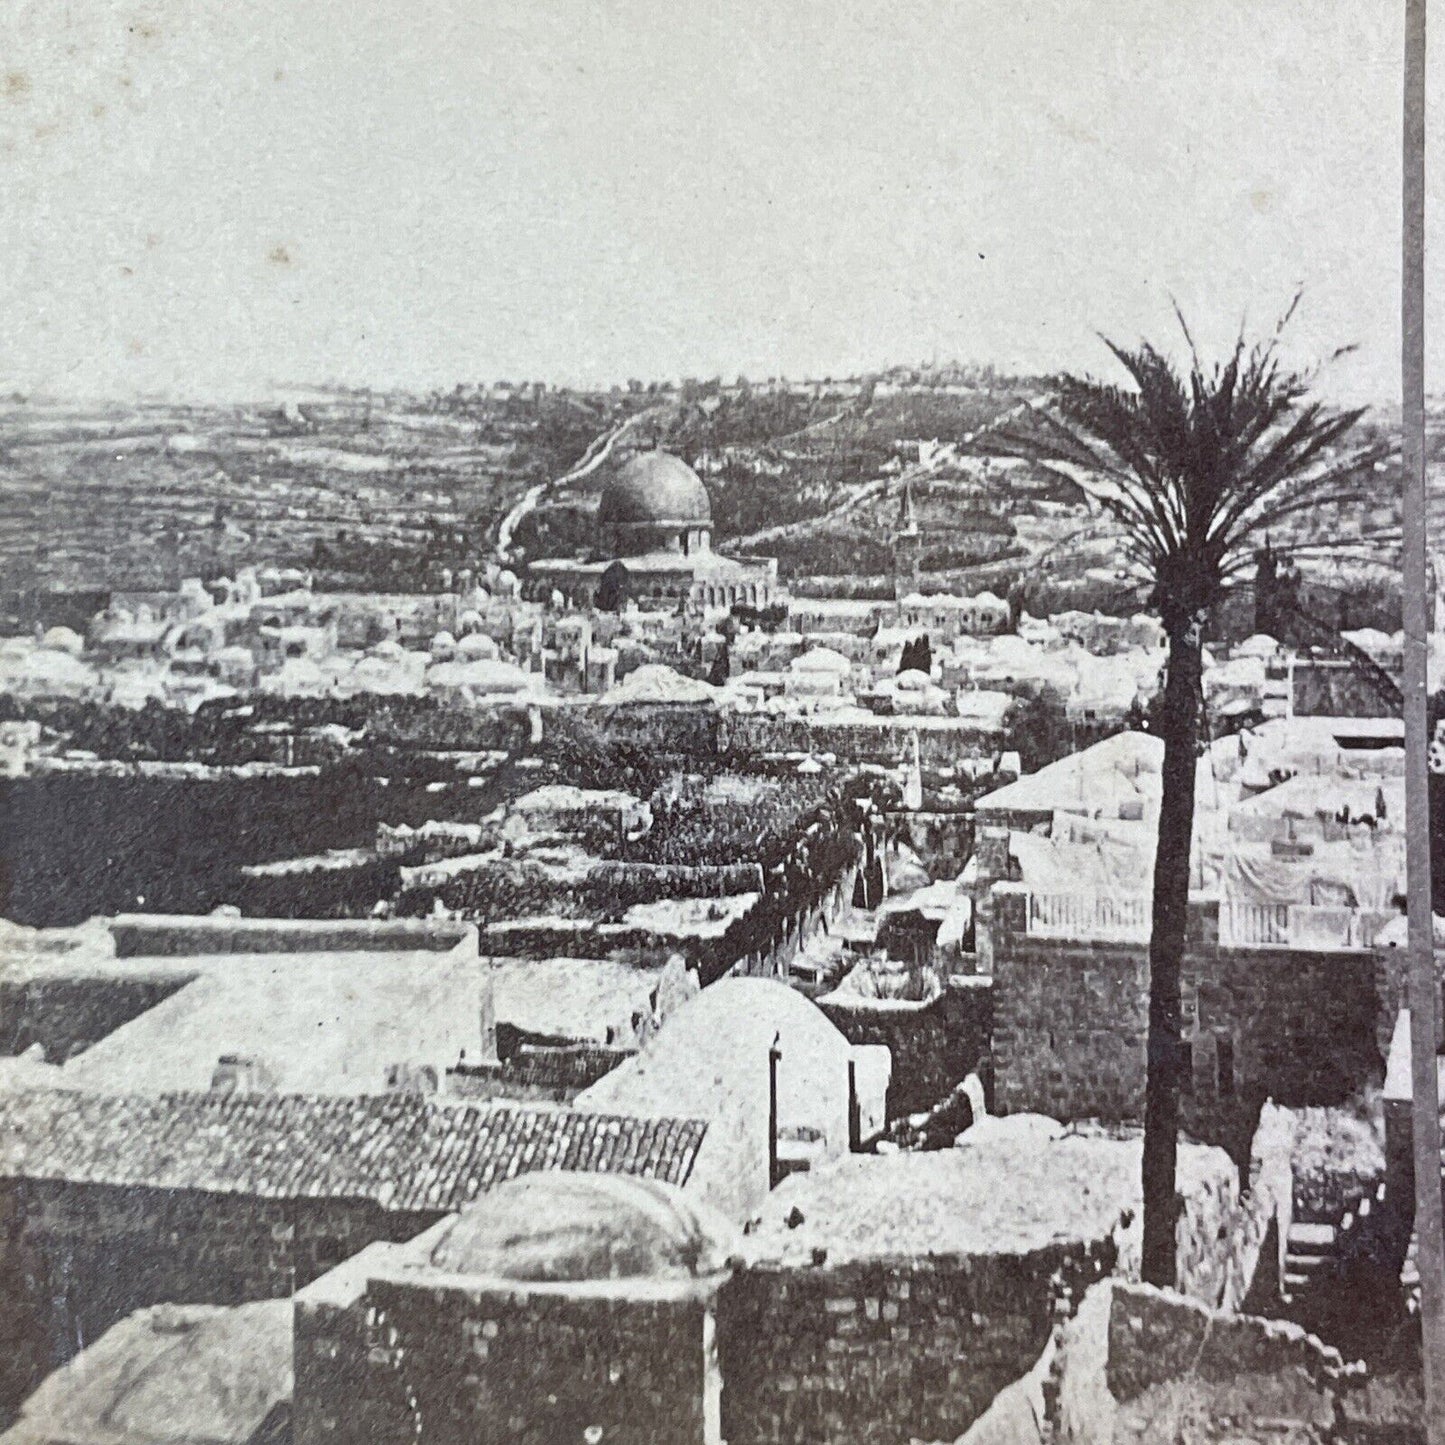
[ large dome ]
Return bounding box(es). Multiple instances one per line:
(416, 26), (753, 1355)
(425, 1171), (734, 1283)
(598, 451), (712, 529)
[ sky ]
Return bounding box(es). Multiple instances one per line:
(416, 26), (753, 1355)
(0, 0), (1435, 402)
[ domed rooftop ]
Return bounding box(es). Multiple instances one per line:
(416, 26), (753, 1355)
(41, 626), (84, 655)
(424, 1172), (734, 1283)
(598, 451), (712, 529)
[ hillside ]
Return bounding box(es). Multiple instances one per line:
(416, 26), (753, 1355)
(0, 374), (1427, 629)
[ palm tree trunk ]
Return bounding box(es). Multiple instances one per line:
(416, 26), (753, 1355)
(1141, 620), (1203, 1286)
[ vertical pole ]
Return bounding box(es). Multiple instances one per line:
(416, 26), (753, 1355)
(848, 1058), (861, 1152)
(768, 1033), (782, 1190)
(1402, 1), (1445, 1436)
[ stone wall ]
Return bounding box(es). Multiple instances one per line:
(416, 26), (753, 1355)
(0, 972), (191, 1060)
(716, 1242), (1119, 1445)
(720, 715), (1001, 767)
(415, 858), (764, 918)
(990, 891), (1383, 1163)
(818, 979), (993, 1119)
(0, 1179), (435, 1414)
(588, 704), (722, 758)
(281, 1138), (1285, 1445)
(1050, 1281), (1354, 1445)
(448, 1044), (635, 1103)
(108, 914), (472, 958)
(295, 1257), (715, 1445)
(1374, 944), (1445, 1061)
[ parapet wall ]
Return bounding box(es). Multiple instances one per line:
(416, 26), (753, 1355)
(295, 1259), (715, 1445)
(108, 913), (475, 958)
(716, 1243), (1118, 1445)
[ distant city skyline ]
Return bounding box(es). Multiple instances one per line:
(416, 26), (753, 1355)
(0, 0), (1434, 403)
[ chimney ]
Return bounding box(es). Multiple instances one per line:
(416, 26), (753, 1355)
(479, 965), (499, 1065)
(210, 1054), (277, 1095)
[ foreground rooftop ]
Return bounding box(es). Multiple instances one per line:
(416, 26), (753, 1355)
(744, 1119), (1235, 1266)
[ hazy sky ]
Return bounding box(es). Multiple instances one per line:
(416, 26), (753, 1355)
(0, 0), (1435, 400)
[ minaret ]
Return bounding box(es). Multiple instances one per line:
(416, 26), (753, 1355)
(902, 730), (923, 810)
(892, 478), (922, 600)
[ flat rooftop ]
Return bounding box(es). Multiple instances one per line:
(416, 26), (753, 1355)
(56, 951), (482, 1095)
(744, 1121), (1235, 1266)
(491, 956), (665, 1043)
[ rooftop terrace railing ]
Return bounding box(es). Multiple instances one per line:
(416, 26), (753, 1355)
(1025, 890), (1150, 943)
(1009, 888), (1388, 952)
(1218, 901), (1392, 952)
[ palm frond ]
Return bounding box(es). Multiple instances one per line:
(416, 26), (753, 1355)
(985, 317), (1375, 628)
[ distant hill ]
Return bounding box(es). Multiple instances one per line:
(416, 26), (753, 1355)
(0, 377), (1421, 614)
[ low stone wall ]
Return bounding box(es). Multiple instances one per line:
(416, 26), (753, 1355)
(416, 859), (763, 917)
(1051, 1281), (1353, 1445)
(226, 857), (403, 920)
(720, 714), (1001, 767)
(716, 1242), (1118, 1445)
(1175, 1145), (1278, 1313)
(817, 979), (993, 1119)
(109, 913), (473, 958)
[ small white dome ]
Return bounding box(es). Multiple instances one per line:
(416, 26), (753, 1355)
(41, 626), (85, 656)
(456, 631), (499, 661)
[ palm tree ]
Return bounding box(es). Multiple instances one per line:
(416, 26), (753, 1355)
(994, 312), (1380, 1285)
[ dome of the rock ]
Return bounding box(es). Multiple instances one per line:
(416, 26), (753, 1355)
(598, 451), (712, 531)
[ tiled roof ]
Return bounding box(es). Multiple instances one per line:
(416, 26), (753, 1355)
(0, 1090), (707, 1214)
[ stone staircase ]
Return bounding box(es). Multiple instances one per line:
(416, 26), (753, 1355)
(1284, 1182), (1391, 1306)
(1280, 1179), (1421, 1360)
(1283, 1219), (1340, 1303)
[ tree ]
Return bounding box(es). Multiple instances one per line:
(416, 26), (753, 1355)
(596, 560), (630, 613)
(707, 643), (731, 688)
(899, 634), (932, 676)
(994, 314), (1378, 1285)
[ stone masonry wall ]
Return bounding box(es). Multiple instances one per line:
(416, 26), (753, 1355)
(0, 973), (191, 1060)
(720, 714), (998, 767)
(108, 915), (470, 958)
(296, 1271), (712, 1445)
(991, 893), (1383, 1164)
(716, 1242), (1118, 1445)
(1098, 1282), (1350, 1443)
(1373, 944), (1445, 1061)
(818, 980), (993, 1119)
(0, 1179), (435, 1414)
